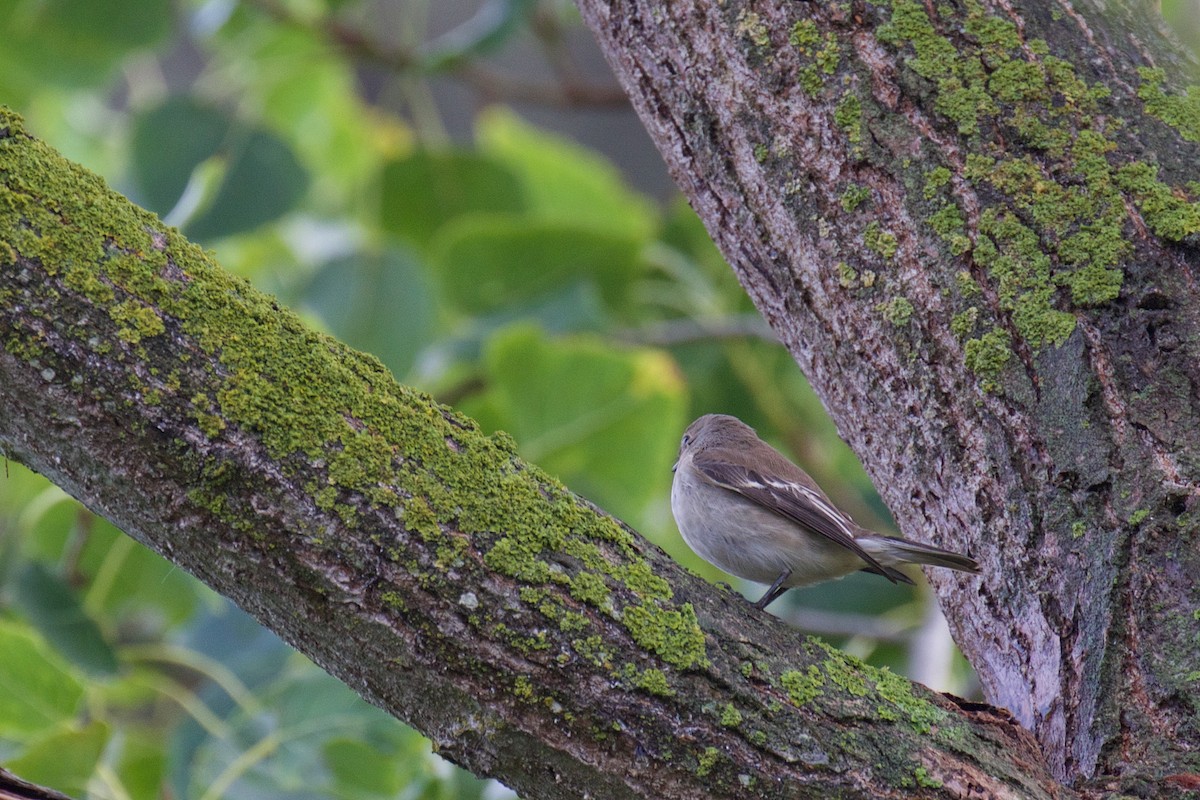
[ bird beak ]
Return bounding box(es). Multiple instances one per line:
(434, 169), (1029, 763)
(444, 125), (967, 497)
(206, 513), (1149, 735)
(672, 460), (678, 473)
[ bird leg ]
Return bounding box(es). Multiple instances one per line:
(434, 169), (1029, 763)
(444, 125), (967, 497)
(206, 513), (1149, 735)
(753, 569), (792, 610)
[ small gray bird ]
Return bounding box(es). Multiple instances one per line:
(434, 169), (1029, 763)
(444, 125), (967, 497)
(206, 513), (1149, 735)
(671, 414), (979, 609)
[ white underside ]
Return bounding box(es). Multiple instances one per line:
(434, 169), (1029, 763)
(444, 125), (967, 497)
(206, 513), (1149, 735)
(671, 458), (867, 588)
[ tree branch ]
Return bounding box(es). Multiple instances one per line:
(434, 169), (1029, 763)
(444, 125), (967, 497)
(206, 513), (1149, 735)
(0, 109), (1064, 798)
(574, 0), (1200, 790)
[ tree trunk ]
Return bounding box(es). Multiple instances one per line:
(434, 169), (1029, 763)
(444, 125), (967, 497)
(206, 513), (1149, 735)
(573, 0), (1200, 793)
(0, 108), (1066, 798)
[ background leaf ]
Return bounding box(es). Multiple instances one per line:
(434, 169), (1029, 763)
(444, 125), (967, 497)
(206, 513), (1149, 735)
(131, 97), (308, 241)
(0, 621), (86, 738)
(13, 562), (119, 676)
(379, 149), (527, 248)
(300, 246), (437, 379)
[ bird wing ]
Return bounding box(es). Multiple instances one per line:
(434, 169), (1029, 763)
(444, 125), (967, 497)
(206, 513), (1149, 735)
(691, 457), (899, 582)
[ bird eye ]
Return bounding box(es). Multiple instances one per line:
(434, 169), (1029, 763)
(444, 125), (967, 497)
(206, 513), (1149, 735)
(682, 434), (691, 446)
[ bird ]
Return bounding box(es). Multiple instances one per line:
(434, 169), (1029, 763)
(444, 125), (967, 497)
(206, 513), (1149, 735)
(670, 413), (979, 609)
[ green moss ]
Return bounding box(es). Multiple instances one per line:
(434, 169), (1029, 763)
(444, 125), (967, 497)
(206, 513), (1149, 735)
(1115, 162), (1200, 241)
(814, 34), (840, 75)
(914, 766), (943, 788)
(519, 586), (547, 605)
(614, 560), (672, 601)
(928, 204), (971, 255)
(110, 299), (165, 343)
(1072, 520), (1086, 538)
(1137, 67), (1200, 143)
(975, 208), (1078, 347)
(696, 746), (721, 777)
(570, 571), (611, 607)
(837, 261), (858, 288)
(719, 703), (742, 728)
(622, 602), (707, 670)
(923, 166), (952, 199)
(635, 668), (674, 697)
(735, 10), (770, 48)
(863, 221), (898, 259)
(194, 412), (226, 439)
(935, 79), (996, 136)
(798, 66), (824, 97)
(834, 94), (863, 143)
(63, 265), (115, 304)
(559, 611), (589, 632)
(877, 1), (959, 82)
(790, 19), (840, 96)
(988, 59), (1047, 104)
(871, 0), (1200, 362)
(822, 648), (869, 697)
(1129, 509), (1149, 526)
(484, 536), (552, 583)
(878, 297), (914, 326)
(780, 665), (825, 706)
(955, 270), (981, 298)
(1060, 262), (1123, 307)
(513, 674), (535, 700)
(840, 184), (871, 212)
(950, 307), (978, 338)
(964, 329), (1012, 392)
(789, 19), (820, 49)
(872, 665), (947, 733)
(572, 635), (611, 668)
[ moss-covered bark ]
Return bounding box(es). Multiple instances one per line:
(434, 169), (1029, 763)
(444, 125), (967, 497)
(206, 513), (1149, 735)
(575, 0), (1200, 792)
(0, 111), (1067, 798)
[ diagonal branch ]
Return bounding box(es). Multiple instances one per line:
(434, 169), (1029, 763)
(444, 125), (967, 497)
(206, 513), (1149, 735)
(0, 110), (1064, 798)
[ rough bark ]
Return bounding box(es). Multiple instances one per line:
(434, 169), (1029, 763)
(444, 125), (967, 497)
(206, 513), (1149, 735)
(573, 0), (1200, 793)
(0, 767), (74, 800)
(0, 111), (1066, 798)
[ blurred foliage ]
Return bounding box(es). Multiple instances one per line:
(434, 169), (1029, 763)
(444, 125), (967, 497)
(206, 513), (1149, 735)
(1, 0), (1195, 798)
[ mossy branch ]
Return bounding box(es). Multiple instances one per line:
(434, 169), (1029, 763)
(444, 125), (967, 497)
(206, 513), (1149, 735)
(576, 0), (1200, 791)
(0, 111), (1068, 798)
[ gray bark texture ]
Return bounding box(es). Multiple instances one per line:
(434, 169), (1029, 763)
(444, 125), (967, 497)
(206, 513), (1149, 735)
(572, 0), (1200, 795)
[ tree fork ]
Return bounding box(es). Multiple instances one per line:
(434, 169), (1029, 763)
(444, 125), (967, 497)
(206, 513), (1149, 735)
(0, 107), (1069, 797)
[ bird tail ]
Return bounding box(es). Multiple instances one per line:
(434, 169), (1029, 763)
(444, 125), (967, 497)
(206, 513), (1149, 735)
(860, 535), (980, 574)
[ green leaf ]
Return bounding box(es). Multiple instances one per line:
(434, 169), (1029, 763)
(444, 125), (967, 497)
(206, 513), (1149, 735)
(82, 518), (202, 628)
(430, 216), (642, 315)
(185, 665), (424, 800)
(5, 720), (110, 798)
(428, 281), (608, 368)
(0, 621), (86, 737)
(301, 247), (437, 379)
(207, 22), (381, 192)
(476, 108), (659, 239)
(130, 97), (229, 214)
(478, 325), (687, 520)
(379, 150), (526, 248)
(111, 730), (168, 800)
(0, 0), (170, 103)
(14, 561), (119, 676)
(130, 97), (308, 240)
(323, 738), (402, 798)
